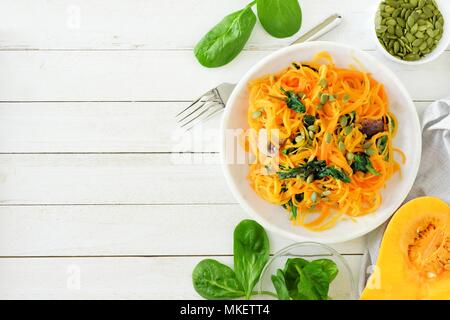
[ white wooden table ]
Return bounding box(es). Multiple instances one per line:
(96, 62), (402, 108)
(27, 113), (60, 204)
(0, 0), (447, 299)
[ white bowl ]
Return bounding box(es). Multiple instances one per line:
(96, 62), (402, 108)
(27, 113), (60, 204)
(220, 41), (422, 244)
(372, 0), (450, 65)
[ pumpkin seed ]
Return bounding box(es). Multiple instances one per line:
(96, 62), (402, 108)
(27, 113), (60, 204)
(343, 93), (350, 103)
(306, 174), (314, 184)
(322, 190), (332, 197)
(426, 28), (434, 37)
(363, 141), (374, 149)
(417, 19), (427, 26)
(387, 25), (395, 34)
(295, 135), (304, 144)
(344, 126), (353, 136)
(400, 8), (407, 18)
(419, 41), (427, 51)
(365, 148), (377, 156)
(385, 6), (395, 14)
(319, 78), (328, 88)
(338, 141), (345, 153)
(417, 25), (428, 32)
(252, 111), (262, 119)
(392, 8), (401, 18)
(310, 191), (317, 203)
(415, 31), (425, 38)
(405, 32), (416, 43)
(346, 152), (354, 161)
(396, 17), (406, 28)
(394, 41), (400, 53)
(404, 53), (420, 61)
(423, 6), (433, 18)
(412, 38), (423, 46)
(410, 23), (418, 34)
(407, 14), (415, 27)
(339, 116), (348, 127)
(320, 93), (329, 104)
(308, 125), (318, 132)
(386, 18), (397, 26)
(308, 130), (315, 139)
(325, 132), (332, 144)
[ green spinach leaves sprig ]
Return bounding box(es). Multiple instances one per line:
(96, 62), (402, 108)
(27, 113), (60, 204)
(272, 258), (338, 300)
(280, 88), (306, 113)
(192, 219), (270, 300)
(194, 0), (302, 67)
(351, 153), (380, 176)
(277, 159), (350, 183)
(192, 219), (340, 300)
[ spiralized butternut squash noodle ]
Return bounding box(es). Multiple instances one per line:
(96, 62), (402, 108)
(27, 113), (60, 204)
(245, 51), (405, 231)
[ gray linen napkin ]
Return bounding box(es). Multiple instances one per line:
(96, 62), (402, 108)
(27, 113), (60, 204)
(358, 98), (450, 294)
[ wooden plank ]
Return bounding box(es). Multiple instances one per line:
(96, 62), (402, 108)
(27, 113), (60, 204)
(0, 0), (448, 51)
(0, 102), (220, 153)
(0, 102), (430, 153)
(0, 51), (448, 102)
(0, 153), (233, 205)
(0, 255), (362, 299)
(0, 204), (365, 256)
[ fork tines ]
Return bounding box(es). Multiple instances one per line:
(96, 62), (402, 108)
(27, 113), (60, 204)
(176, 88), (225, 130)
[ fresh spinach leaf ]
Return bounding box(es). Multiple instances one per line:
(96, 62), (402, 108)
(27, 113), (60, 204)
(271, 269), (290, 300)
(309, 259), (339, 283)
(300, 264), (330, 300)
(234, 219), (270, 299)
(278, 159), (350, 183)
(192, 259), (245, 299)
(194, 5), (256, 68)
(273, 258), (339, 300)
(303, 115), (316, 127)
(277, 160), (325, 180)
(283, 258), (309, 299)
(317, 167), (351, 183)
(351, 153), (368, 172)
(376, 135), (388, 154)
(280, 88), (305, 113)
(282, 199), (298, 219)
(351, 153), (380, 176)
(257, 0), (302, 38)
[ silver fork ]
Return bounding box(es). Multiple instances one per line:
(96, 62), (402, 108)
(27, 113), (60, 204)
(176, 14), (343, 130)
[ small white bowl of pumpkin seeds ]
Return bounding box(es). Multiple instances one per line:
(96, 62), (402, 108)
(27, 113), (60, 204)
(373, 0), (450, 65)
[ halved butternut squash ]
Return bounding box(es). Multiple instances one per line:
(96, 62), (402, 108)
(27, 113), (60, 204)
(361, 197), (450, 300)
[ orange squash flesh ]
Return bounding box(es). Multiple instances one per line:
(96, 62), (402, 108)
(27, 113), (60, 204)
(361, 197), (450, 300)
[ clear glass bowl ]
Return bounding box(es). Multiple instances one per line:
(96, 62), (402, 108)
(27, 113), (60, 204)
(258, 242), (357, 300)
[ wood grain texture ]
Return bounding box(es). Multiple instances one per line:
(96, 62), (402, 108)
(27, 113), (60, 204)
(0, 153), (233, 205)
(0, 255), (362, 299)
(0, 0), (448, 51)
(0, 102), (429, 153)
(0, 0), (447, 299)
(0, 204), (365, 256)
(0, 51), (448, 102)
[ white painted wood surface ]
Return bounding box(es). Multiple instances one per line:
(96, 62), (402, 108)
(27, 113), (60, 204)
(0, 256), (362, 299)
(0, 0), (446, 299)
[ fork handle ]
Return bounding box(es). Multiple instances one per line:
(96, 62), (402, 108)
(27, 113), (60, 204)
(291, 14), (343, 45)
